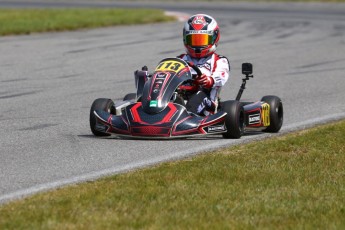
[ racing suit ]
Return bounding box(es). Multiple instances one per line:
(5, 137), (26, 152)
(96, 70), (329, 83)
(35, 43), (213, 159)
(179, 53), (230, 115)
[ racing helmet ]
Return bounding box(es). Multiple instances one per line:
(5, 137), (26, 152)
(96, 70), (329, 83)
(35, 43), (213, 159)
(183, 14), (220, 58)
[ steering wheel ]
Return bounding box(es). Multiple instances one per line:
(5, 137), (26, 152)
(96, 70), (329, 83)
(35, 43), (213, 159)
(187, 61), (202, 78)
(177, 61), (202, 93)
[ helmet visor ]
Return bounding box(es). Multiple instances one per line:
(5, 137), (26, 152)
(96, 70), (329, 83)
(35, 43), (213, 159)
(185, 34), (213, 47)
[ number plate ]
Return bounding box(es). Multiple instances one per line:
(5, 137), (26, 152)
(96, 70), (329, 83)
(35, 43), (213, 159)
(155, 60), (185, 73)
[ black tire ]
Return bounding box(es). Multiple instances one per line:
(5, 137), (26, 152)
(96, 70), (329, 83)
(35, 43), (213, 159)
(221, 100), (245, 139)
(90, 98), (115, 136)
(261, 95), (283, 132)
(123, 93), (137, 101)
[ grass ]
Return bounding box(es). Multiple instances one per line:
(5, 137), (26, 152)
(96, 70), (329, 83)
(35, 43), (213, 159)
(0, 120), (345, 229)
(0, 8), (175, 36)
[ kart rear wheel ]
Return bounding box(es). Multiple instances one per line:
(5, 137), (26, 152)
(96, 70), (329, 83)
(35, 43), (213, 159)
(123, 93), (137, 101)
(90, 98), (115, 136)
(221, 100), (245, 139)
(261, 95), (283, 132)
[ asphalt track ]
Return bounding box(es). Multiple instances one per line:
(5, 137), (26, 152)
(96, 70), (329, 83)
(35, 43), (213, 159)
(0, 1), (345, 204)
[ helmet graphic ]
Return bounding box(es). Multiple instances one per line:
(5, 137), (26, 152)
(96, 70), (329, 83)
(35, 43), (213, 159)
(183, 14), (220, 58)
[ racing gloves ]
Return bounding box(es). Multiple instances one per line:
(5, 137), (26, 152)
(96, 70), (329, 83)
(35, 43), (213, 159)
(195, 74), (214, 89)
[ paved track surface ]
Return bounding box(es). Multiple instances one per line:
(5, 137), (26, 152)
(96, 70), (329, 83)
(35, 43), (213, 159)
(1, 1), (345, 203)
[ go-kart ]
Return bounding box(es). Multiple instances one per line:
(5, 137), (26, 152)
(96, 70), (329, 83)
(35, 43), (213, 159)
(90, 58), (283, 139)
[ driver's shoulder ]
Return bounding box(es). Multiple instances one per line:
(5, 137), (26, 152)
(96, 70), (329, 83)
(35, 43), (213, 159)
(213, 53), (230, 68)
(213, 53), (229, 61)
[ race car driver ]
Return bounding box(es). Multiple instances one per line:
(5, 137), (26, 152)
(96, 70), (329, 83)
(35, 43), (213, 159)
(179, 14), (230, 116)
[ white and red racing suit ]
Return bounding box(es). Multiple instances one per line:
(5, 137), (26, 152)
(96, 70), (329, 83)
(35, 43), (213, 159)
(179, 53), (230, 115)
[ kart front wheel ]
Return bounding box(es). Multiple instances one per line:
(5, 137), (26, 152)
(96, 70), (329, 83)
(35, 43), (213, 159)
(90, 98), (115, 136)
(221, 100), (245, 139)
(261, 95), (283, 132)
(123, 93), (137, 101)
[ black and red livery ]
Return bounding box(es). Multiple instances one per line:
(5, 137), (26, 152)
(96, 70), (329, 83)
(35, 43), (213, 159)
(90, 58), (283, 139)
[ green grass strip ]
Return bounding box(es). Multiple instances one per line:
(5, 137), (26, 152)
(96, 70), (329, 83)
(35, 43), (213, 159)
(1, 120), (345, 229)
(0, 8), (175, 36)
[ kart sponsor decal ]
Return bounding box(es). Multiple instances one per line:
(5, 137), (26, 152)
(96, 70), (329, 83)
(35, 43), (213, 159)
(149, 100), (158, 107)
(155, 60), (185, 73)
(249, 113), (261, 125)
(156, 73), (167, 79)
(148, 72), (171, 99)
(261, 103), (270, 126)
(154, 82), (161, 89)
(186, 30), (213, 35)
(207, 124), (226, 133)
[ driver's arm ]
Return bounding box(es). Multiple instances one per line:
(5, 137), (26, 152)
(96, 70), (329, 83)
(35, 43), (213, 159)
(211, 57), (230, 88)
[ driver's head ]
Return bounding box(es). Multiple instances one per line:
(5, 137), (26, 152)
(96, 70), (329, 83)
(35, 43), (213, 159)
(183, 14), (220, 59)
